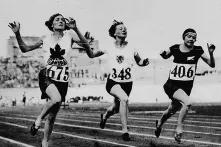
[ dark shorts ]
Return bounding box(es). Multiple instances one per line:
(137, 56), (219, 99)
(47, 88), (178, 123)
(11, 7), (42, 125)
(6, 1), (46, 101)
(39, 68), (68, 102)
(106, 78), (133, 97)
(163, 80), (193, 99)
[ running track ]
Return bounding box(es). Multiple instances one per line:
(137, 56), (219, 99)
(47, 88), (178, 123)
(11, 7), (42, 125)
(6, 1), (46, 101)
(0, 105), (220, 147)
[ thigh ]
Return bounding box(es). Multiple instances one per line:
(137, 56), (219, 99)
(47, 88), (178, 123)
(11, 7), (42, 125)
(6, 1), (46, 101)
(46, 84), (62, 102)
(173, 89), (190, 105)
(54, 81), (68, 102)
(110, 84), (129, 102)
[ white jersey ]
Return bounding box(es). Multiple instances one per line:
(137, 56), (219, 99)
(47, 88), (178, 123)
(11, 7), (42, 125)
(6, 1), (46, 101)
(107, 43), (135, 82)
(41, 30), (80, 82)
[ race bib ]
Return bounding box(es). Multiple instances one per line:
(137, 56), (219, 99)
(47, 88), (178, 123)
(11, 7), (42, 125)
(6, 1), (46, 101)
(110, 67), (132, 82)
(46, 65), (69, 82)
(169, 63), (196, 81)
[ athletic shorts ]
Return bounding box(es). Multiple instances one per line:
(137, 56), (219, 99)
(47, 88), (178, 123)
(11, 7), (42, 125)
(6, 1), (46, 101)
(106, 78), (133, 97)
(38, 68), (68, 102)
(163, 80), (193, 99)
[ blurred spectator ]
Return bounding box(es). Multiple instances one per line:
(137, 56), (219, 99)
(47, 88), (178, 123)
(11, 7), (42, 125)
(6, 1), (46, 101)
(12, 98), (16, 106)
(22, 91), (26, 106)
(0, 56), (106, 88)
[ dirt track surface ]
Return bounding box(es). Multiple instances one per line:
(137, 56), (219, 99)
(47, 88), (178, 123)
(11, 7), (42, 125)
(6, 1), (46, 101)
(0, 104), (220, 147)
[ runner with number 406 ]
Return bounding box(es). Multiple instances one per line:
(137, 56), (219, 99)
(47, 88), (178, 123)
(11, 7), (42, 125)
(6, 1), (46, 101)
(155, 28), (215, 144)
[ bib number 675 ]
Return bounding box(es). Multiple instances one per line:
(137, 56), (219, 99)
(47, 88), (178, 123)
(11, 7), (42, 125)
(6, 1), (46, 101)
(47, 66), (69, 82)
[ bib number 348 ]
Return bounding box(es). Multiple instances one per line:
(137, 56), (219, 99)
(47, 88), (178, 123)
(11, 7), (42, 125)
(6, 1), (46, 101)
(46, 65), (69, 82)
(111, 67), (131, 80)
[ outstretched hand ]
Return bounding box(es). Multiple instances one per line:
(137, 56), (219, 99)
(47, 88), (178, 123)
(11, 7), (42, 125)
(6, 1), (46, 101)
(143, 58), (149, 66)
(159, 50), (167, 57)
(66, 17), (77, 31)
(84, 31), (94, 43)
(8, 21), (20, 33)
(207, 43), (215, 54)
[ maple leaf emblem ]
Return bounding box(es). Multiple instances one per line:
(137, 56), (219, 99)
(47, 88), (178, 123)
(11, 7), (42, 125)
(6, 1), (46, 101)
(47, 44), (67, 66)
(50, 44), (65, 59)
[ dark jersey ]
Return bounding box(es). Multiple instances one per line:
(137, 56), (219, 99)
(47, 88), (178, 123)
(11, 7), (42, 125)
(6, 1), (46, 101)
(164, 44), (204, 97)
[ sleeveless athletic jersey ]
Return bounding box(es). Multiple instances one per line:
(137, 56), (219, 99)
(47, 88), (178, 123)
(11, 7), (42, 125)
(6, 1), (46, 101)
(41, 30), (80, 82)
(107, 44), (135, 83)
(167, 44), (204, 88)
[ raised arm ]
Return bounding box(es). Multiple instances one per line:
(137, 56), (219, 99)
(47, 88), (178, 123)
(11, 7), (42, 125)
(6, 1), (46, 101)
(159, 49), (172, 59)
(134, 52), (149, 67)
(8, 21), (42, 53)
(200, 43), (215, 68)
(83, 31), (105, 58)
(67, 18), (96, 58)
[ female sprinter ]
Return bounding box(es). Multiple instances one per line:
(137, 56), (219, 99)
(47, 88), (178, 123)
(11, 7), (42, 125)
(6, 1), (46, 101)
(155, 28), (215, 143)
(99, 20), (150, 141)
(9, 13), (98, 147)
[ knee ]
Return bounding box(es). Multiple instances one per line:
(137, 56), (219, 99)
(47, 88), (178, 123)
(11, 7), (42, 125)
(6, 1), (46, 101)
(51, 95), (62, 104)
(120, 97), (129, 104)
(182, 100), (191, 107)
(182, 103), (191, 111)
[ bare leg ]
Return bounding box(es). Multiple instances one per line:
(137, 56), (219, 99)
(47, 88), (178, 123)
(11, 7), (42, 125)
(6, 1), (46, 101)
(35, 84), (62, 127)
(103, 98), (120, 119)
(155, 100), (181, 138)
(158, 100), (181, 128)
(110, 84), (129, 133)
(42, 103), (60, 147)
(173, 89), (191, 134)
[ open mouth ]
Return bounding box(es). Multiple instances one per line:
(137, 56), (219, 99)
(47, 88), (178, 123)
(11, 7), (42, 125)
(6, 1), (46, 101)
(122, 32), (127, 35)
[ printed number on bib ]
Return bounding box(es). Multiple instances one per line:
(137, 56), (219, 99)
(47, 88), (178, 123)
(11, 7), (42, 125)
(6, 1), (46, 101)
(46, 65), (69, 82)
(169, 63), (195, 81)
(111, 67), (131, 81)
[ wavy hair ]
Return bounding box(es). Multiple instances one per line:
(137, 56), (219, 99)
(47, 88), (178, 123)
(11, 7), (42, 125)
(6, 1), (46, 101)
(108, 20), (124, 38)
(45, 13), (69, 32)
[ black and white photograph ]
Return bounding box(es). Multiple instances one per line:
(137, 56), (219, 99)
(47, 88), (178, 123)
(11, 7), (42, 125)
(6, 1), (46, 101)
(0, 0), (221, 146)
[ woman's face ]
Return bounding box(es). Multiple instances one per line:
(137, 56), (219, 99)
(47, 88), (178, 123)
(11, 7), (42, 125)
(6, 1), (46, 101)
(115, 24), (127, 38)
(184, 32), (197, 47)
(52, 15), (66, 31)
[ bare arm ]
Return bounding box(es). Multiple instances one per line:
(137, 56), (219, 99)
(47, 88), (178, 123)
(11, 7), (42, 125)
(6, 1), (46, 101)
(159, 49), (172, 59)
(8, 21), (42, 53)
(201, 43), (215, 68)
(67, 18), (96, 58)
(134, 52), (149, 67)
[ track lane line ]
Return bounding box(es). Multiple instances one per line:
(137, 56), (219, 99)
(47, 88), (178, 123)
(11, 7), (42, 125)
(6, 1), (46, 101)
(0, 117), (221, 146)
(2, 114), (221, 130)
(0, 135), (35, 147)
(0, 121), (135, 147)
(1, 115), (221, 136)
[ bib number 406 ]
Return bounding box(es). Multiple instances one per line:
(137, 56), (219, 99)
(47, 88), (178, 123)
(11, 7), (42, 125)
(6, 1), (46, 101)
(170, 65), (194, 78)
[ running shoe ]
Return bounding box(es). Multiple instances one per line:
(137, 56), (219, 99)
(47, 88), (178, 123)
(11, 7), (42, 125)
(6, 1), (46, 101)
(30, 123), (40, 136)
(122, 132), (130, 141)
(174, 132), (182, 144)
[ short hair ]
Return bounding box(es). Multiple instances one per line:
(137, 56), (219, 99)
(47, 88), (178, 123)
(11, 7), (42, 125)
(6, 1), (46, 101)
(108, 20), (123, 38)
(182, 28), (197, 40)
(45, 13), (69, 32)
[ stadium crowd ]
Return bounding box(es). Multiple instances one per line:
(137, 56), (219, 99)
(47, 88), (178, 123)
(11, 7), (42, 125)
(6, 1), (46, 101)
(0, 57), (106, 88)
